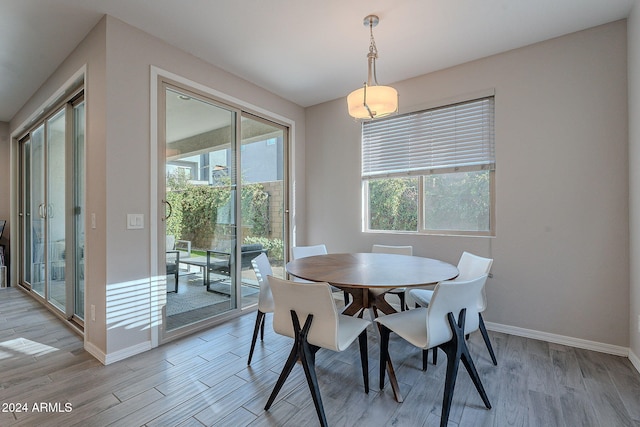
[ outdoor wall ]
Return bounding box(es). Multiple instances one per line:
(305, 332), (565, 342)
(305, 20), (630, 349)
(628, 1), (640, 368)
(262, 180), (285, 241)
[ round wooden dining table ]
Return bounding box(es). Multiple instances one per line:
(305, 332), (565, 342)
(286, 252), (459, 316)
(286, 252), (459, 403)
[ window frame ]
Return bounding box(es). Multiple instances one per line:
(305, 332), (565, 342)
(362, 94), (496, 237)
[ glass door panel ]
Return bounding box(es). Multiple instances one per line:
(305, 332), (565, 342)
(164, 86), (238, 331)
(46, 109), (66, 311)
(18, 91), (85, 325)
(239, 114), (287, 309)
(20, 138), (32, 286)
(31, 125), (45, 297)
(74, 101), (86, 319)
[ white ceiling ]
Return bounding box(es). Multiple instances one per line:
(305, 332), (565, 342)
(0, 0), (635, 123)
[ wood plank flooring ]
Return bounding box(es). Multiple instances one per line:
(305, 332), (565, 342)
(1, 286), (639, 426)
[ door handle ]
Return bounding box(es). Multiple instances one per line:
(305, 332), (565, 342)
(162, 199), (172, 221)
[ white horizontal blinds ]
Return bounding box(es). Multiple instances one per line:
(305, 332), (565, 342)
(362, 96), (495, 179)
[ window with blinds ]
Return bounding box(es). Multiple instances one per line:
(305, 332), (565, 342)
(362, 97), (495, 178)
(362, 96), (495, 236)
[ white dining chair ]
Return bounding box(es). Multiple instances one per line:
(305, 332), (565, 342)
(377, 275), (492, 427)
(291, 244), (350, 305)
(265, 276), (370, 427)
(291, 243), (328, 261)
(409, 251), (497, 366)
(247, 253), (275, 365)
(371, 244), (413, 311)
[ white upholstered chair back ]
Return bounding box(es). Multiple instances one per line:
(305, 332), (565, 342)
(454, 252), (493, 311)
(291, 244), (329, 284)
(371, 244), (413, 256)
(268, 276), (343, 351)
(291, 244), (328, 259)
(370, 244), (414, 302)
(425, 275), (487, 349)
(251, 253), (275, 313)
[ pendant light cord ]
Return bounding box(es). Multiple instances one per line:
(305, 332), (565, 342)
(367, 18), (379, 86)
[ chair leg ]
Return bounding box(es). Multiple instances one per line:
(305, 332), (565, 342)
(398, 292), (407, 311)
(260, 312), (266, 342)
(295, 312), (327, 427)
(358, 329), (369, 393)
(479, 313), (498, 365)
(460, 345), (492, 409)
(439, 340), (461, 427)
(265, 311), (327, 427)
(265, 333), (300, 410)
(417, 299), (436, 366)
(343, 291), (350, 305)
(166, 268), (179, 293)
(248, 310), (265, 365)
(417, 302), (440, 369)
(300, 337), (327, 427)
(379, 324), (391, 390)
(438, 309), (491, 427)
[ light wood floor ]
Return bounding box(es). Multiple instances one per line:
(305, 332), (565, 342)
(1, 286), (639, 427)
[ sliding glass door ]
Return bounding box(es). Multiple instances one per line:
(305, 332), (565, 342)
(18, 90), (85, 324)
(29, 124), (45, 297)
(160, 82), (288, 334)
(162, 85), (239, 331)
(73, 102), (86, 319)
(239, 114), (287, 309)
(46, 108), (67, 311)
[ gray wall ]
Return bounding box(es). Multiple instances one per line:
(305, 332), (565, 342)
(4, 13), (636, 361)
(102, 16), (305, 355)
(10, 17), (109, 350)
(305, 21), (630, 347)
(9, 16), (306, 360)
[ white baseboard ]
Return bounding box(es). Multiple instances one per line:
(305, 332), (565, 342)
(84, 341), (152, 365)
(104, 341), (152, 365)
(82, 319), (640, 374)
(484, 321), (629, 357)
(629, 349), (640, 374)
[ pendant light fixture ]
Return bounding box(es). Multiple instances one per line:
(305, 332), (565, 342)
(347, 14), (398, 120)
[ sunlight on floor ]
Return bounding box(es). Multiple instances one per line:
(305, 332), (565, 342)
(0, 338), (59, 360)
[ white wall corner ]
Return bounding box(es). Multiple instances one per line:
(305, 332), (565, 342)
(83, 341), (107, 365)
(485, 321), (629, 357)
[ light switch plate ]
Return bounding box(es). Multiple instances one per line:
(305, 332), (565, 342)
(127, 214), (144, 229)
